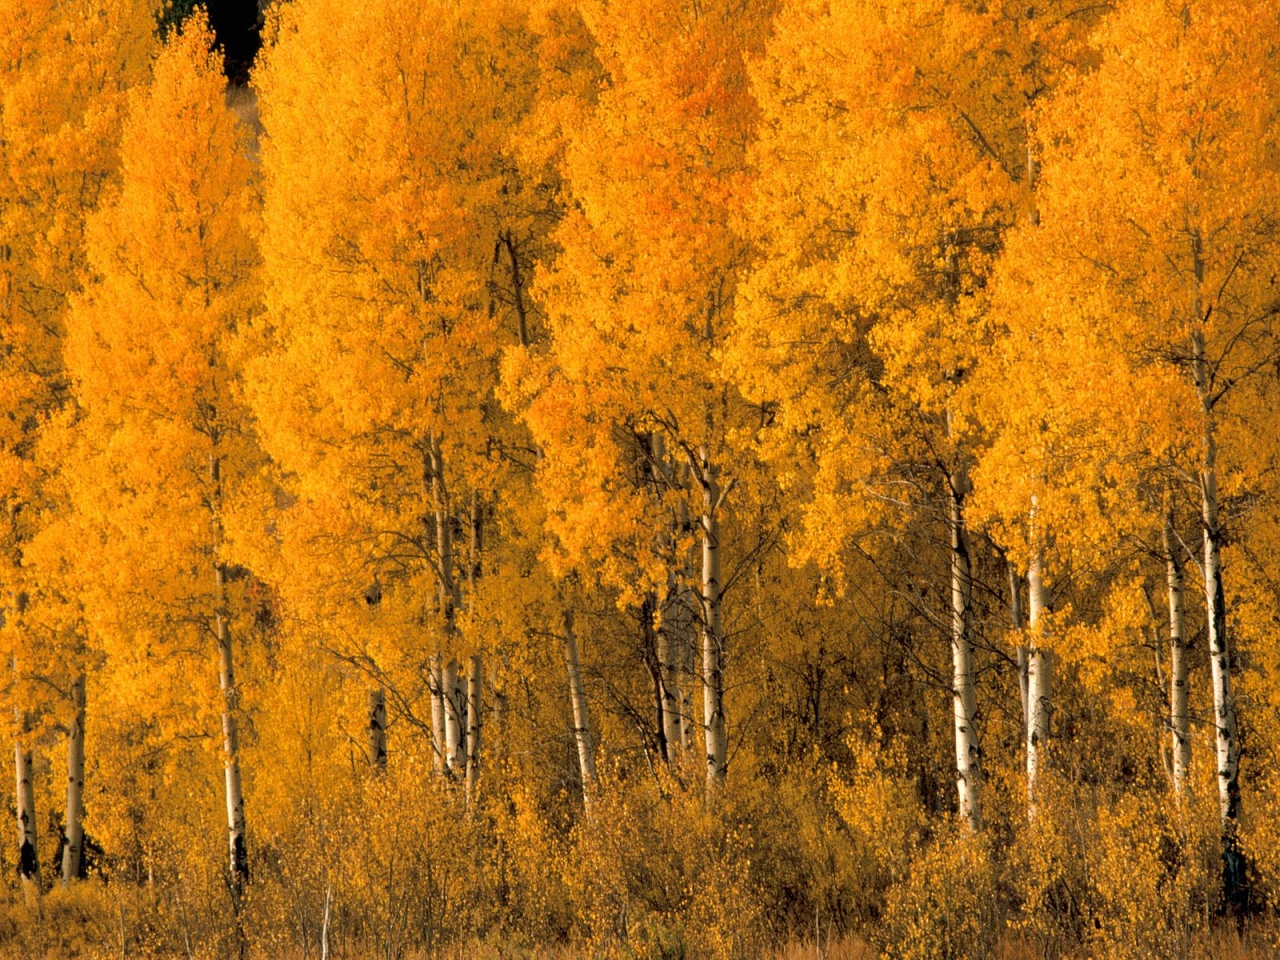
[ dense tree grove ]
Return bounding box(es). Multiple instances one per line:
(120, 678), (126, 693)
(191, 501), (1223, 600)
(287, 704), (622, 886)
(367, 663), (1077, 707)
(2, 0), (1280, 957)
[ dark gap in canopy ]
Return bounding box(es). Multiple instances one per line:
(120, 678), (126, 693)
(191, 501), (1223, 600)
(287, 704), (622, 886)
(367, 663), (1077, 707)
(206, 0), (261, 86)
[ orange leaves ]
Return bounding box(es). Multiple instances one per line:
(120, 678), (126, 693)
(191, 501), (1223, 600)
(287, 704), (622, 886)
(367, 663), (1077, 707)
(53, 13), (267, 684)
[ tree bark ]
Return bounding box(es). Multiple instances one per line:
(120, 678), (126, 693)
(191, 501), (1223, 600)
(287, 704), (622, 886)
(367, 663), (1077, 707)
(641, 592), (668, 764)
(562, 610), (597, 814)
(658, 574), (684, 761)
(1026, 512), (1052, 814)
(698, 445), (727, 794)
(61, 672), (86, 883)
(948, 467), (981, 830)
(429, 655), (446, 775)
(211, 451), (248, 896)
(464, 654), (482, 810)
(1008, 560), (1029, 736)
(368, 687), (387, 774)
(1190, 253), (1246, 908)
(13, 687), (38, 894)
(1201, 420), (1240, 824)
(1164, 514), (1191, 798)
(428, 434), (461, 626)
(443, 659), (466, 774)
(217, 582), (249, 894)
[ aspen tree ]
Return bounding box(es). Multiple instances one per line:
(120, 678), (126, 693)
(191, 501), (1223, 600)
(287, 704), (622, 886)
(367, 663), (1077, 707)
(63, 13), (263, 894)
(732, 0), (1098, 830)
(1025, 503), (1052, 813)
(561, 609), (597, 815)
(0, 0), (157, 883)
(512, 0), (776, 801)
(252, 0), (539, 761)
(464, 654), (482, 809)
(61, 671), (86, 882)
(1006, 0), (1280, 844)
(12, 675), (38, 895)
(1164, 513), (1191, 797)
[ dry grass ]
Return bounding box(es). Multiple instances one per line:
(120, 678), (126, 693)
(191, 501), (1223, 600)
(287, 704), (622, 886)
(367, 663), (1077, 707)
(0, 924), (1273, 959)
(769, 934), (876, 960)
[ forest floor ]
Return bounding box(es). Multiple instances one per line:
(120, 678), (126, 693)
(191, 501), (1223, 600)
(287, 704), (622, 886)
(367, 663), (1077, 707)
(408, 929), (1279, 960)
(0, 934), (1276, 959)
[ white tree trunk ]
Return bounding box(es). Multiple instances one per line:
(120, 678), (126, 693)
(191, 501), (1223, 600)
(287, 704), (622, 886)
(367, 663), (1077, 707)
(698, 446), (727, 794)
(368, 687), (387, 774)
(464, 654), (482, 810)
(217, 591), (249, 892)
(210, 451), (247, 895)
(1201, 423), (1240, 823)
(948, 469), (981, 830)
(61, 672), (86, 883)
(443, 659), (466, 774)
(1026, 515), (1053, 814)
(13, 681), (38, 893)
(1164, 514), (1191, 798)
(562, 610), (597, 813)
(429, 655), (446, 775)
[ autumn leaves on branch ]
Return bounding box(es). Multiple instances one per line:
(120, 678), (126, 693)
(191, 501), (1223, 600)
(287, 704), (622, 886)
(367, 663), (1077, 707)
(2, 0), (1279, 928)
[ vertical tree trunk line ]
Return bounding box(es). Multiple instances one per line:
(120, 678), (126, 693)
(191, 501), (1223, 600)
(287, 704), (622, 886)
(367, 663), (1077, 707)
(641, 592), (669, 764)
(948, 464), (981, 831)
(465, 654), (482, 810)
(1008, 560), (1029, 736)
(1026, 503), (1053, 815)
(1200, 417), (1240, 823)
(443, 659), (466, 774)
(429, 655), (446, 775)
(62, 671), (86, 883)
(561, 610), (597, 815)
(698, 445), (727, 795)
(678, 501), (697, 753)
(13, 662), (38, 895)
(426, 433), (464, 778)
(368, 687), (387, 774)
(211, 452), (248, 896)
(658, 572), (685, 762)
(217, 574), (249, 894)
(1163, 514), (1191, 798)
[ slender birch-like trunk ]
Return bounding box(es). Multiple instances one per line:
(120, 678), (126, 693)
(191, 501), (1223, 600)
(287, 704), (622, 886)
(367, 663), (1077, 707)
(443, 659), (465, 773)
(62, 672), (86, 883)
(429, 655), (446, 775)
(211, 452), (248, 894)
(1026, 511), (1052, 814)
(464, 654), (482, 810)
(1164, 514), (1191, 797)
(948, 465), (981, 830)
(427, 435), (468, 783)
(562, 610), (597, 813)
(1200, 414), (1240, 823)
(698, 445), (727, 794)
(642, 592), (669, 763)
(217, 577), (249, 892)
(678, 502), (697, 752)
(13, 682), (38, 893)
(368, 688), (387, 774)
(658, 574), (684, 760)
